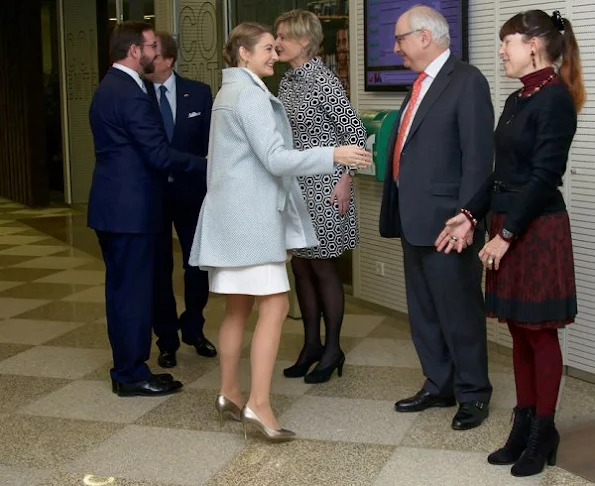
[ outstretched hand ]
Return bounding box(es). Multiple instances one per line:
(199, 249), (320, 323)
(435, 213), (474, 254)
(333, 146), (372, 169)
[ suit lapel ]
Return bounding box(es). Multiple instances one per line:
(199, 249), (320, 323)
(403, 55), (454, 148)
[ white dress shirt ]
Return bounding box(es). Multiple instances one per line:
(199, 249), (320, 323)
(153, 72), (177, 122)
(112, 63), (147, 93)
(400, 48), (451, 143)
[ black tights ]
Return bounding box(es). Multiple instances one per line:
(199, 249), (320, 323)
(291, 256), (344, 368)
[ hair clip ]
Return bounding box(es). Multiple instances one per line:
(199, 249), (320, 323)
(551, 10), (565, 32)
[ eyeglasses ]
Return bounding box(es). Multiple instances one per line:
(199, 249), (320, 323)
(140, 42), (158, 49)
(395, 29), (421, 43)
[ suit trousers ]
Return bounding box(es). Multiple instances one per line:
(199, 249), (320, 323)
(153, 183), (209, 351)
(96, 231), (155, 383)
(401, 235), (492, 403)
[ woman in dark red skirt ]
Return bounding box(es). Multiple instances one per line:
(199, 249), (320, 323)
(435, 9), (586, 478)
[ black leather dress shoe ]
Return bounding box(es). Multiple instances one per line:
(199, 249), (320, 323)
(395, 389), (456, 413)
(116, 377), (183, 397)
(158, 350), (177, 368)
(112, 373), (174, 393)
(187, 337), (217, 358)
(452, 401), (489, 430)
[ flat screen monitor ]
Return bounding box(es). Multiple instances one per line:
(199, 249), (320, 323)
(364, 0), (468, 91)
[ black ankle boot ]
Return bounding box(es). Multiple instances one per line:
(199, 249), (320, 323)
(487, 406), (534, 465)
(511, 415), (559, 477)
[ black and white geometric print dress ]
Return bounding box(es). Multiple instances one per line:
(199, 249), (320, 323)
(278, 57), (367, 259)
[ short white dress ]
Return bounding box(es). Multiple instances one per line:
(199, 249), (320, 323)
(208, 253), (292, 296)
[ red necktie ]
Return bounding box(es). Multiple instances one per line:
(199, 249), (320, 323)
(392, 71), (428, 181)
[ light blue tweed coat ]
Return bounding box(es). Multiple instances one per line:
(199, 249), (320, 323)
(189, 68), (335, 270)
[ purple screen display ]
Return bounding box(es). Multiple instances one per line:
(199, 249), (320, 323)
(365, 0), (466, 90)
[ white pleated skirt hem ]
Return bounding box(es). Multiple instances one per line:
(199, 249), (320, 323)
(208, 262), (290, 296)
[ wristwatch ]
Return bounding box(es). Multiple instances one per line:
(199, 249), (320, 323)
(500, 228), (515, 242)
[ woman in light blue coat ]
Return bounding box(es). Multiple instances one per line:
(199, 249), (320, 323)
(189, 22), (370, 441)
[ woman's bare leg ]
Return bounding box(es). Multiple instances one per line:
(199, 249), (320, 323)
(246, 292), (289, 429)
(219, 294), (254, 406)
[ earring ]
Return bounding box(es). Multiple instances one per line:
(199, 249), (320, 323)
(531, 51), (536, 69)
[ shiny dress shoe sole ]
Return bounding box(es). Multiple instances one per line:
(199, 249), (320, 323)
(116, 379), (183, 397)
(112, 373), (173, 393)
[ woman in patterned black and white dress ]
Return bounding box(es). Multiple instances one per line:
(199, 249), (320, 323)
(275, 9), (367, 384)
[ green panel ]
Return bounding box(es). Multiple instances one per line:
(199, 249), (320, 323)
(360, 110), (399, 182)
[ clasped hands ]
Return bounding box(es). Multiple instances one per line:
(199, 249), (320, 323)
(435, 213), (511, 270)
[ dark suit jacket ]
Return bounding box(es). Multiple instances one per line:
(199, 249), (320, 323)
(379, 55), (494, 246)
(146, 73), (212, 210)
(87, 67), (206, 234)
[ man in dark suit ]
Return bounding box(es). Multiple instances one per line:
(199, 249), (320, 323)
(379, 5), (494, 430)
(143, 32), (216, 368)
(88, 21), (206, 396)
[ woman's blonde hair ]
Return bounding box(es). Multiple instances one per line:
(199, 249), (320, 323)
(274, 9), (323, 58)
(223, 22), (272, 67)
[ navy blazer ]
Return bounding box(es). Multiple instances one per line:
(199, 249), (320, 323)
(87, 67), (206, 234)
(146, 73), (212, 208)
(379, 56), (494, 245)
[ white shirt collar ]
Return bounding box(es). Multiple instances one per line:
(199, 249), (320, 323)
(154, 72), (176, 94)
(423, 49), (451, 79)
(112, 63), (145, 91)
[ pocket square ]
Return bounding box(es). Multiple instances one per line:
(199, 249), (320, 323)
(188, 111), (201, 118)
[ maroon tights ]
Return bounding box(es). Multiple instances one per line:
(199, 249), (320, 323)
(508, 323), (563, 417)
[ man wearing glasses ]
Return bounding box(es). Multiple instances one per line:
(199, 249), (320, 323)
(88, 21), (206, 397)
(379, 5), (494, 430)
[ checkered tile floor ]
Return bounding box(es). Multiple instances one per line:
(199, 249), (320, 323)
(0, 197), (593, 485)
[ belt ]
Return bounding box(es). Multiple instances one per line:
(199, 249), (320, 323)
(493, 180), (523, 193)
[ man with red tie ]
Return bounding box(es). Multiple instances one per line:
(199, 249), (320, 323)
(379, 5), (494, 430)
